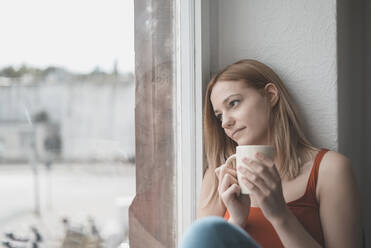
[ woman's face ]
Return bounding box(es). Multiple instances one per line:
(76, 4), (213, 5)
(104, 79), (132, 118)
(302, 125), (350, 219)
(210, 80), (275, 146)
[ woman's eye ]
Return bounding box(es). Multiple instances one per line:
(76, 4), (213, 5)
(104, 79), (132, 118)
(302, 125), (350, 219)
(229, 100), (239, 107)
(216, 114), (222, 121)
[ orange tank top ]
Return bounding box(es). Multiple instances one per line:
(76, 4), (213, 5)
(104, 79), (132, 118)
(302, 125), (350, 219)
(224, 148), (329, 248)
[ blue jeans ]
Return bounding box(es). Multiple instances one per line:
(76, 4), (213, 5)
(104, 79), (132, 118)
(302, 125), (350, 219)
(181, 216), (260, 248)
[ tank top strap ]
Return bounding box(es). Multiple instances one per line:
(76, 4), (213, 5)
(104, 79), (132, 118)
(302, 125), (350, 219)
(306, 148), (330, 200)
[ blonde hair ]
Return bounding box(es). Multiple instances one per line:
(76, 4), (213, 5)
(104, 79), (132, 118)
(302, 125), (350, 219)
(203, 59), (318, 206)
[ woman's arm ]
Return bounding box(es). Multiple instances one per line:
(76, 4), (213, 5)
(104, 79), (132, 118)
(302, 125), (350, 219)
(318, 151), (362, 248)
(269, 151), (362, 248)
(270, 209), (322, 248)
(197, 168), (226, 219)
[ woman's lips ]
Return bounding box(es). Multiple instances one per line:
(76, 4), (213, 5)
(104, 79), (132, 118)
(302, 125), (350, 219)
(232, 127), (246, 138)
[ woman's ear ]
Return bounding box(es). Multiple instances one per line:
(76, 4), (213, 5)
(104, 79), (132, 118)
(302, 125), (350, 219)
(264, 83), (279, 107)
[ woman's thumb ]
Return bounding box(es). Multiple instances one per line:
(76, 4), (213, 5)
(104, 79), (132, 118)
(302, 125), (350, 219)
(215, 167), (222, 179)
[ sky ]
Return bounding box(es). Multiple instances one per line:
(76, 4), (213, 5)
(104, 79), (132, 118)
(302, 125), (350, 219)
(0, 0), (134, 74)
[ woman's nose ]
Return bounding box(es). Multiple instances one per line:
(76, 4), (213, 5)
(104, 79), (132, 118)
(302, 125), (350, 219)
(221, 114), (234, 129)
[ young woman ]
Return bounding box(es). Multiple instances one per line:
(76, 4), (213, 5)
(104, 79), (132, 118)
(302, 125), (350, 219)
(181, 59), (362, 248)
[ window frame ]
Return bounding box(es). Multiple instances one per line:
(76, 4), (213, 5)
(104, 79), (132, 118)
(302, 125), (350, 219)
(131, 0), (209, 246)
(175, 0), (209, 246)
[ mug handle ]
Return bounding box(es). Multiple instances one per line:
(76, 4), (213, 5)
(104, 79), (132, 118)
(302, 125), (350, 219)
(225, 154), (236, 167)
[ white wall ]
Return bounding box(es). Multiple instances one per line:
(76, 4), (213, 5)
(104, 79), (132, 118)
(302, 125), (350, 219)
(210, 0), (338, 150)
(206, 0), (371, 244)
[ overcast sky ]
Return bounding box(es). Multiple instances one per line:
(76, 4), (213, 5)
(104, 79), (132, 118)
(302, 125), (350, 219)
(0, 0), (134, 73)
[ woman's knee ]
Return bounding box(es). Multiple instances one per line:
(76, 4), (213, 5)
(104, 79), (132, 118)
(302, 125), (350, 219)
(192, 216), (226, 230)
(183, 217), (225, 238)
(181, 216), (260, 248)
(181, 216), (227, 247)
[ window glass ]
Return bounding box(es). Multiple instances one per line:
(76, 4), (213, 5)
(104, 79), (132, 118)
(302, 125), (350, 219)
(0, 1), (135, 247)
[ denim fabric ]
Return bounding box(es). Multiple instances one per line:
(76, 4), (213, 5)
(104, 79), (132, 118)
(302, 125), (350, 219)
(181, 216), (260, 248)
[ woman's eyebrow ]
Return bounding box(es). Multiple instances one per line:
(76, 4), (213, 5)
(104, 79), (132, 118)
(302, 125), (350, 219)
(214, 94), (241, 114)
(222, 94), (240, 105)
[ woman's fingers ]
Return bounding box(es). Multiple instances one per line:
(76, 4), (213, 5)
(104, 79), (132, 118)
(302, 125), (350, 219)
(221, 183), (241, 202)
(240, 177), (266, 198)
(240, 173), (270, 196)
(215, 165), (237, 181)
(241, 158), (280, 188)
(220, 166), (237, 178)
(238, 164), (276, 191)
(219, 173), (238, 194)
(215, 164), (240, 206)
(254, 153), (281, 181)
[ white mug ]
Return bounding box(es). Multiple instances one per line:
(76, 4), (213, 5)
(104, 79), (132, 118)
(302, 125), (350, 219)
(225, 145), (275, 194)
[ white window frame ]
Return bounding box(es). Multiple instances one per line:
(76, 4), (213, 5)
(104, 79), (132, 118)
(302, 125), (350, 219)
(175, 0), (209, 246)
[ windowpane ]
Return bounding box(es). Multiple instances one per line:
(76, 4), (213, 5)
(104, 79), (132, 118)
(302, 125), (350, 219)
(0, 1), (135, 247)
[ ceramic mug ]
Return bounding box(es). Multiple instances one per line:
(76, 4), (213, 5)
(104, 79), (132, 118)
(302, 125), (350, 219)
(225, 145), (275, 194)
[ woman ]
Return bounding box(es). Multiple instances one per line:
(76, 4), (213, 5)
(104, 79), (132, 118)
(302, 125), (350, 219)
(181, 59), (362, 248)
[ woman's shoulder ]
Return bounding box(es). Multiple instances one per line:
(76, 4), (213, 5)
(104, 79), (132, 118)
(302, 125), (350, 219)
(319, 149), (352, 176)
(317, 149), (356, 197)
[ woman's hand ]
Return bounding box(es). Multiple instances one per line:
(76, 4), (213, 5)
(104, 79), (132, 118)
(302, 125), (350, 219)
(215, 161), (251, 228)
(238, 152), (290, 224)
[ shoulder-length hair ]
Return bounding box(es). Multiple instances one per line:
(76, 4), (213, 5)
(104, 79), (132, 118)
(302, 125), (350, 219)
(202, 59), (318, 206)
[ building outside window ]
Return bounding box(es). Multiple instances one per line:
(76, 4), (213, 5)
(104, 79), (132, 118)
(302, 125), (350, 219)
(0, 1), (135, 247)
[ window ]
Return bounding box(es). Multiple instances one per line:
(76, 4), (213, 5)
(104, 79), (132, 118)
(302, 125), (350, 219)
(0, 1), (135, 247)
(129, 0), (207, 247)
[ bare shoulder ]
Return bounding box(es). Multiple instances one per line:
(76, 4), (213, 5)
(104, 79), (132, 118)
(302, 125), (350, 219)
(319, 150), (352, 178)
(317, 150), (358, 200)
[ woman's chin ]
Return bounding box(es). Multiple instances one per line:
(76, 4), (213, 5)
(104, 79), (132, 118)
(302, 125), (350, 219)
(236, 138), (252, 146)
(237, 137), (267, 146)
